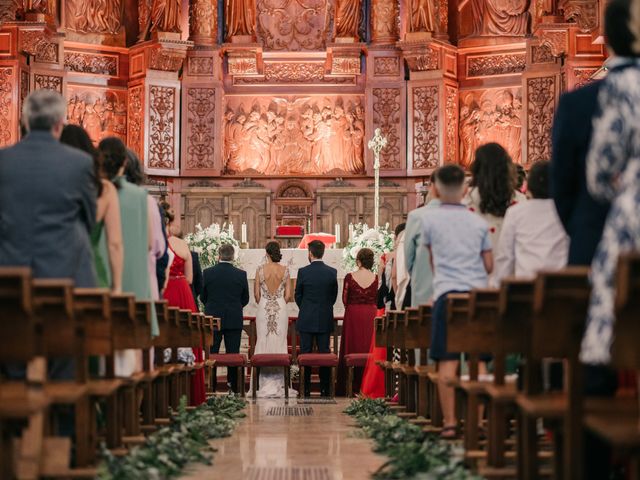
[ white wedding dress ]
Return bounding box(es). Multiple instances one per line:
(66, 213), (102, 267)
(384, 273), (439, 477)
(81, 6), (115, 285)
(252, 265), (297, 398)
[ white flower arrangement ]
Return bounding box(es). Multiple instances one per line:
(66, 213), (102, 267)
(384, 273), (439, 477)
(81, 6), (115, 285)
(184, 223), (241, 269)
(342, 223), (394, 273)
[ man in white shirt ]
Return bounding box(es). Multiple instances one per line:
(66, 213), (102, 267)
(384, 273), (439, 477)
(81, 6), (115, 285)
(492, 161), (569, 286)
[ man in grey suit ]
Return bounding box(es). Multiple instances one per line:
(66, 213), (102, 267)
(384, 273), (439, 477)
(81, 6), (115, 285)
(0, 90), (97, 390)
(0, 90), (97, 288)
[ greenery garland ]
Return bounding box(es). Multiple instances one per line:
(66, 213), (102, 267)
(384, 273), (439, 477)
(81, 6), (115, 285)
(98, 394), (246, 480)
(345, 398), (484, 480)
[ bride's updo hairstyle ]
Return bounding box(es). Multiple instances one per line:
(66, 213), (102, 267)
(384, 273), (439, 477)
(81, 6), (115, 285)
(266, 241), (282, 263)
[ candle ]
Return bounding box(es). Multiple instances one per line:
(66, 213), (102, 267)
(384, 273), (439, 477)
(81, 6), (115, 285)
(241, 222), (247, 245)
(229, 222), (234, 239)
(348, 223), (354, 241)
(335, 223), (341, 245)
(307, 218), (311, 234)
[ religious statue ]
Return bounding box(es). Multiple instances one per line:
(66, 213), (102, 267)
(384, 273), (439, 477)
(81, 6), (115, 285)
(469, 0), (530, 36)
(69, 0), (122, 34)
(408, 0), (435, 33)
(139, 0), (181, 38)
(224, 0), (255, 39)
(335, 0), (362, 38)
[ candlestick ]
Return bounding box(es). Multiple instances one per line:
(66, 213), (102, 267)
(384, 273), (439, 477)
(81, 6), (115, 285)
(241, 222), (247, 245)
(307, 218), (311, 234)
(367, 128), (388, 229)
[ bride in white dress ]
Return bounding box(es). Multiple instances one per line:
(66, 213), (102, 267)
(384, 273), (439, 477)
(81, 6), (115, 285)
(252, 241), (297, 398)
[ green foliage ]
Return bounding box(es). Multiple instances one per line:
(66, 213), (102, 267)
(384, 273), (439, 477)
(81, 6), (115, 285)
(98, 394), (246, 480)
(345, 398), (484, 480)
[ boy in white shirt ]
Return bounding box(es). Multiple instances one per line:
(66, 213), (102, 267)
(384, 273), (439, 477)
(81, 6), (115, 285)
(493, 161), (569, 286)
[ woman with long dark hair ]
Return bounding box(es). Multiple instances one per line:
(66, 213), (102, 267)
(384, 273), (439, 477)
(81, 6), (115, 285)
(464, 143), (526, 251)
(60, 125), (123, 292)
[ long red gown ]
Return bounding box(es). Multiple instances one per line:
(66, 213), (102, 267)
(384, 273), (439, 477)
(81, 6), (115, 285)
(360, 306), (387, 398)
(336, 273), (378, 397)
(163, 247), (206, 406)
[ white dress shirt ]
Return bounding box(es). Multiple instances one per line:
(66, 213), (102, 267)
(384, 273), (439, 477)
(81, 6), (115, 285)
(492, 199), (569, 287)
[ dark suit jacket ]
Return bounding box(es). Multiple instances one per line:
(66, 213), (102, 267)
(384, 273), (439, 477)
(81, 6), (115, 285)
(295, 261), (338, 333)
(191, 251), (203, 304)
(550, 80), (610, 266)
(0, 130), (97, 286)
(201, 262), (249, 330)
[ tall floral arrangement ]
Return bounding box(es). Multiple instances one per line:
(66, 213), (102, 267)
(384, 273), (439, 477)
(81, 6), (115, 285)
(342, 223), (394, 273)
(184, 223), (240, 269)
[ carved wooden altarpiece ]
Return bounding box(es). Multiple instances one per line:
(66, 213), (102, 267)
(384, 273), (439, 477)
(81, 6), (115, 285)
(0, 0), (607, 237)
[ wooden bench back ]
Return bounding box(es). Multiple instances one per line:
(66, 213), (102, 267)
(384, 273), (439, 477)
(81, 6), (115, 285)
(389, 310), (405, 349)
(498, 278), (535, 358)
(32, 279), (79, 358)
(133, 301), (152, 349)
(0, 267), (37, 362)
(532, 268), (590, 359)
(110, 293), (137, 350)
(374, 316), (385, 348)
(417, 304), (432, 349)
(404, 307), (422, 349)
(73, 288), (112, 356)
(612, 253), (640, 369)
(467, 289), (500, 354)
(446, 293), (471, 353)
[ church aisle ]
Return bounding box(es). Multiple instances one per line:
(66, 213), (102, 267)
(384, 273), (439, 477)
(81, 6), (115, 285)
(179, 398), (386, 480)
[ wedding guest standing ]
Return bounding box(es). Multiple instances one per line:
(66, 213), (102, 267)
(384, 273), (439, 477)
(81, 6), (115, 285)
(336, 248), (378, 396)
(463, 143), (526, 252)
(202, 243), (250, 393)
(0, 90), (97, 386)
(492, 161), (569, 285)
(0, 90), (97, 288)
(100, 137), (158, 376)
(124, 149), (166, 301)
(60, 124), (123, 292)
(296, 240), (338, 397)
(163, 210), (207, 404)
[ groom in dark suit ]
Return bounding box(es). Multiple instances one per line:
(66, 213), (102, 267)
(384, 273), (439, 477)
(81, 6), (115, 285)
(295, 240), (338, 397)
(202, 243), (249, 392)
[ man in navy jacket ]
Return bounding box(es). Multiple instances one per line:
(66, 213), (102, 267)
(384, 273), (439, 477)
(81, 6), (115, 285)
(295, 240), (338, 396)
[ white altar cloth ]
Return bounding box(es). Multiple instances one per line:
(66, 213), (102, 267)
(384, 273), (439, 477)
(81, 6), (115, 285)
(237, 248), (347, 318)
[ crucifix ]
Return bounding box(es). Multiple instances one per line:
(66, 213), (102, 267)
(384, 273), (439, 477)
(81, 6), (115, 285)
(367, 128), (388, 229)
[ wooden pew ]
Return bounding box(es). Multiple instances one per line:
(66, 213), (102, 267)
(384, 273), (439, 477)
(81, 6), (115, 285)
(402, 308), (421, 416)
(516, 267), (591, 480)
(583, 253), (640, 477)
(0, 268), (50, 479)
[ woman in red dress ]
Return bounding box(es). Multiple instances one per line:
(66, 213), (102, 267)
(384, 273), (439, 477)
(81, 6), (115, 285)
(360, 253), (390, 398)
(162, 213), (206, 406)
(336, 248), (379, 396)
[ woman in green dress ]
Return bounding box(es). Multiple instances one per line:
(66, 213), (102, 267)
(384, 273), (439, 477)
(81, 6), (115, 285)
(60, 125), (123, 292)
(99, 137), (159, 375)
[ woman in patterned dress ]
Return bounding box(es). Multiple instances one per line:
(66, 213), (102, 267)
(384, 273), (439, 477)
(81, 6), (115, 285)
(580, 0), (640, 364)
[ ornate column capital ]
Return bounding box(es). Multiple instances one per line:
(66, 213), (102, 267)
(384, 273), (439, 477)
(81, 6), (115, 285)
(189, 0), (217, 46)
(326, 42), (365, 75)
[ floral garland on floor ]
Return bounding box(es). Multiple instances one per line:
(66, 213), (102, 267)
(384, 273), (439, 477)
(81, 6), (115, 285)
(343, 223), (395, 273)
(185, 223), (241, 269)
(98, 395), (246, 479)
(345, 398), (484, 480)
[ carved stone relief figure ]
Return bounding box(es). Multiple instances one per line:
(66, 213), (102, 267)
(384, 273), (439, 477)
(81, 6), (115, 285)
(459, 88), (522, 166)
(335, 0), (362, 38)
(469, 0), (530, 36)
(67, 89), (127, 144)
(223, 96), (365, 175)
(67, 0), (123, 34)
(225, 0), (255, 39)
(409, 0), (435, 32)
(256, 0), (331, 50)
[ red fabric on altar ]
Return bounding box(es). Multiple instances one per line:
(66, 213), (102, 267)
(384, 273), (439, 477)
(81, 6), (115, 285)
(276, 225), (304, 236)
(297, 234), (336, 249)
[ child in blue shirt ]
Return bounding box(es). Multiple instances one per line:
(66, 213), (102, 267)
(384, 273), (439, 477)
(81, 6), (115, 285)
(422, 164), (493, 438)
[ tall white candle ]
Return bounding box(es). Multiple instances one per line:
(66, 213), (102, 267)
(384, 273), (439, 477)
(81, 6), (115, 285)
(241, 222), (247, 244)
(335, 223), (341, 245)
(229, 222), (234, 239)
(348, 223), (354, 241)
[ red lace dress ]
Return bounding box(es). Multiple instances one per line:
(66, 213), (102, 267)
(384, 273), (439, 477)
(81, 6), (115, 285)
(336, 273), (378, 396)
(163, 247), (206, 406)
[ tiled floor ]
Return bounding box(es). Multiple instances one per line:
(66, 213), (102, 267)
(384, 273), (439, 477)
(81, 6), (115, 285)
(179, 398), (386, 480)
